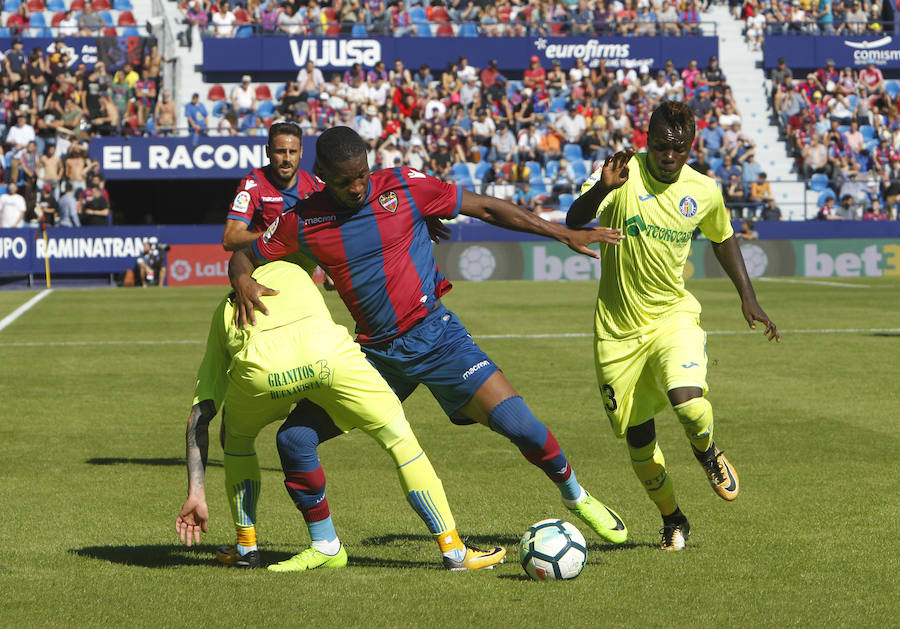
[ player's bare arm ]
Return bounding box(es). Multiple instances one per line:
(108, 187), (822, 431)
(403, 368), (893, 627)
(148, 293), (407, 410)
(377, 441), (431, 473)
(566, 149), (634, 228)
(222, 219), (258, 251)
(712, 236), (780, 342)
(459, 189), (623, 259)
(175, 400), (215, 546)
(228, 247), (276, 328)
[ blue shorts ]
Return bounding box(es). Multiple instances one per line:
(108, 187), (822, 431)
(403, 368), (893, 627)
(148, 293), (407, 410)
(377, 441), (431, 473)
(362, 304), (499, 418)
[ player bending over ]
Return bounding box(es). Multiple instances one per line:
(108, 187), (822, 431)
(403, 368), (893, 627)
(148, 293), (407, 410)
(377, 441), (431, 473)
(228, 126), (631, 545)
(174, 261), (506, 571)
(566, 101), (780, 550)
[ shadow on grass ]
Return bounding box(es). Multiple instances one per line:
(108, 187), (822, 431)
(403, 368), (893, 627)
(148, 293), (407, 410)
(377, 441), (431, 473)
(872, 332), (900, 337)
(85, 457), (281, 472)
(359, 532), (521, 548)
(71, 544), (223, 568)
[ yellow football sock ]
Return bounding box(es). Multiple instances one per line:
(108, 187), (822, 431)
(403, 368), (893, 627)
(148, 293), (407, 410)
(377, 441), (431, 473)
(364, 413), (457, 536)
(223, 430), (262, 529)
(435, 529), (465, 555)
(628, 441), (677, 516)
(673, 397), (714, 454)
(236, 526), (257, 548)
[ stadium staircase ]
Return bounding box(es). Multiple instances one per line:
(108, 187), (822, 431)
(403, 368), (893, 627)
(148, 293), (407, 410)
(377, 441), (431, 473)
(709, 4), (806, 219)
(155, 0), (204, 131)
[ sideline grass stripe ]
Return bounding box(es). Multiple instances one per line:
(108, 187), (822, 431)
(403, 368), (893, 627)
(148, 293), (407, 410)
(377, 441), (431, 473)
(0, 289), (53, 333)
(2, 327), (899, 347)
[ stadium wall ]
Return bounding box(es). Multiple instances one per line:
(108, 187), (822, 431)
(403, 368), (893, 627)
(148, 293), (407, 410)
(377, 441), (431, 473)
(763, 34), (900, 71)
(2, 225), (898, 284)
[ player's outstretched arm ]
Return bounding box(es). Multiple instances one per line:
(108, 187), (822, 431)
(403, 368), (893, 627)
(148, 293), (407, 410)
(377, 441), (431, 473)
(459, 189), (622, 259)
(222, 219), (258, 251)
(227, 247), (277, 328)
(566, 149), (634, 228)
(175, 400), (215, 546)
(712, 236), (780, 342)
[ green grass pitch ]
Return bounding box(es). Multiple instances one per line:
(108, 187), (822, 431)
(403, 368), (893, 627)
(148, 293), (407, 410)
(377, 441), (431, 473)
(1, 277), (897, 627)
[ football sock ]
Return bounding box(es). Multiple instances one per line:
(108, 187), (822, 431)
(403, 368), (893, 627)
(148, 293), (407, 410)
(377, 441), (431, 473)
(278, 423), (332, 524)
(435, 529), (466, 563)
(364, 412), (457, 536)
(236, 526), (258, 555)
(487, 396), (580, 499)
(662, 506), (685, 524)
(628, 440), (677, 516)
(223, 430), (262, 531)
(673, 397), (714, 454)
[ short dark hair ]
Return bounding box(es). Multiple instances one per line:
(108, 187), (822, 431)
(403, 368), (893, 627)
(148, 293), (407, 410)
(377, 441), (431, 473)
(315, 126), (368, 171)
(267, 121), (302, 147)
(649, 101), (696, 143)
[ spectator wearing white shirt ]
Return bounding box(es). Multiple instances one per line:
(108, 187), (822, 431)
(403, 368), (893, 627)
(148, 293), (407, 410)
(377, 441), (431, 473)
(296, 61), (325, 95)
(231, 75), (257, 116)
(643, 71), (669, 104)
(405, 138), (427, 171)
(6, 115), (35, 153)
(485, 169), (515, 202)
(212, 1), (237, 37)
(58, 10), (79, 37)
(378, 138), (403, 168)
(367, 78), (391, 109)
(357, 105), (383, 149)
(278, 3), (304, 35)
(0, 182), (26, 228)
(456, 56), (478, 85)
(423, 89), (447, 122)
(555, 104), (586, 144)
(345, 77), (369, 107)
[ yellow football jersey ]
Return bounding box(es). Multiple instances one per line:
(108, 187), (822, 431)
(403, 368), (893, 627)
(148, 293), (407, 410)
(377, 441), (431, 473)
(580, 153), (733, 339)
(192, 260), (333, 407)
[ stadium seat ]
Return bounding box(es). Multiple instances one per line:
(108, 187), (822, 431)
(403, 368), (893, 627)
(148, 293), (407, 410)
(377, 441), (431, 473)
(571, 160), (589, 181)
(102, 26), (117, 36)
(549, 96), (568, 112)
(257, 100), (275, 117)
(117, 10), (136, 25)
(93, 0), (111, 9)
(235, 25), (253, 37)
(563, 143), (582, 163)
(859, 125), (876, 142)
(25, 0), (44, 12)
(51, 11), (65, 25)
(886, 80), (900, 99)
(208, 84), (226, 101)
(451, 162), (474, 186)
(544, 159), (560, 180)
(2, 0), (21, 12)
(122, 26), (139, 36)
(255, 84), (272, 101)
(458, 22), (478, 37)
(274, 84), (285, 101)
(0, 184), (8, 196)
(837, 124), (850, 135)
(70, 0), (84, 9)
(351, 23), (367, 36)
(212, 100), (229, 117)
(816, 189), (836, 206)
(28, 12), (50, 37)
(474, 160), (491, 182)
(113, 0), (132, 9)
(323, 7), (340, 36)
(0, 27), (10, 37)
(100, 10), (114, 26)
(409, 6), (432, 36)
(530, 181), (548, 197)
(46, 0), (63, 8)
(525, 160), (542, 181)
(709, 157), (723, 173)
(436, 24), (454, 36)
(808, 173), (830, 191)
(145, 115), (156, 136)
(557, 193), (575, 211)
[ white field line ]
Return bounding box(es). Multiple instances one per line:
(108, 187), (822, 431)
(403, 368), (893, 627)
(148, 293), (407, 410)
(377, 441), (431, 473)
(1, 327), (899, 348)
(757, 277), (871, 289)
(0, 289), (53, 333)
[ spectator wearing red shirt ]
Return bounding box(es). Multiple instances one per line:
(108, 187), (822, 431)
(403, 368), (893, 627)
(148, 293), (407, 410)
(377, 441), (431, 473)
(134, 70), (157, 127)
(815, 59), (839, 90)
(480, 59), (501, 90)
(858, 63), (884, 95)
(862, 199), (888, 220)
(523, 56), (546, 90)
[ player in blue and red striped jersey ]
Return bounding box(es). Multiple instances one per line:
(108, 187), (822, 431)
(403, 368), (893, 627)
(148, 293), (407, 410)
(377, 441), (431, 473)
(228, 126), (632, 545)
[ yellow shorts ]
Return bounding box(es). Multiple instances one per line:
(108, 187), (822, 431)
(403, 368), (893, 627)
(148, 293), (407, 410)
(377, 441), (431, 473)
(223, 318), (404, 440)
(593, 314), (708, 438)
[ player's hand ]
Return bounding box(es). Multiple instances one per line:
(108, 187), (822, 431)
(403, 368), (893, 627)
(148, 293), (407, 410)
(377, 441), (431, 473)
(175, 495), (209, 546)
(563, 226), (624, 258)
(742, 298), (780, 342)
(233, 275), (278, 328)
(596, 149), (634, 191)
(426, 216), (451, 244)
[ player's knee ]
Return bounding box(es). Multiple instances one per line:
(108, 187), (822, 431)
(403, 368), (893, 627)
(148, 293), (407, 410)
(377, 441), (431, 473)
(626, 418), (656, 449)
(673, 397), (712, 439)
(364, 411), (421, 463)
(276, 424), (320, 471)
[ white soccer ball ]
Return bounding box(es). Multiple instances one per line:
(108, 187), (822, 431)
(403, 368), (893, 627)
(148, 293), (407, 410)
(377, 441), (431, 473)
(457, 245), (497, 281)
(519, 519), (587, 581)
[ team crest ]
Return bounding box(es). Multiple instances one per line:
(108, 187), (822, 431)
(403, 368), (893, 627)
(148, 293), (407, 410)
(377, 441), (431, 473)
(678, 196), (698, 218)
(378, 191), (399, 213)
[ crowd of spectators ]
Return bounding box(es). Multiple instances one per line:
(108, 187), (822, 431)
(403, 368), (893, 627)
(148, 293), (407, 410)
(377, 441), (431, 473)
(178, 0), (714, 41)
(771, 56), (900, 220)
(0, 36), (164, 228)
(1, 1), (141, 38)
(740, 0), (888, 49)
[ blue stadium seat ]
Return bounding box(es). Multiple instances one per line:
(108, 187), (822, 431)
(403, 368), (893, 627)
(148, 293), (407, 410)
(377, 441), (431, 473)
(549, 96), (568, 112)
(459, 22), (478, 37)
(3, 0), (20, 12)
(0, 184), (8, 196)
(29, 12), (46, 27)
(212, 101), (228, 117)
(123, 26), (140, 36)
(808, 173), (830, 191)
(847, 95), (858, 110)
(351, 23), (367, 36)
(275, 84), (285, 101)
(544, 159), (560, 180)
(859, 125), (876, 141)
(708, 156), (723, 173)
(563, 143), (582, 163)
(114, 0), (133, 9)
(409, 6), (432, 36)
(451, 162), (474, 186)
(816, 189), (836, 206)
(557, 193), (575, 211)
(474, 160), (491, 182)
(570, 160), (589, 181)
(47, 0), (66, 10)
(145, 115), (156, 136)
(235, 25), (253, 38)
(886, 80), (900, 99)
(530, 181), (548, 196)
(0, 27), (10, 38)
(837, 124), (850, 135)
(257, 100), (275, 117)
(525, 160), (542, 181)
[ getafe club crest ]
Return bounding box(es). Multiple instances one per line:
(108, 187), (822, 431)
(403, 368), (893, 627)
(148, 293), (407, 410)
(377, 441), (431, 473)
(678, 196), (698, 218)
(378, 191), (399, 213)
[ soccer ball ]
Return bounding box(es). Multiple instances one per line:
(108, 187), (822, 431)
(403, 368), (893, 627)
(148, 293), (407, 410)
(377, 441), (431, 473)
(519, 519), (587, 581)
(457, 245), (497, 281)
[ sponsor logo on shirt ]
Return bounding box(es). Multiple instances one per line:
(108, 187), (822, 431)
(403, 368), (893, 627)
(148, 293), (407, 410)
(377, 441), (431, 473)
(261, 196), (283, 203)
(263, 215), (279, 243)
(624, 214), (692, 245)
(678, 196), (698, 218)
(378, 191), (399, 213)
(233, 190), (251, 214)
(304, 215), (336, 226)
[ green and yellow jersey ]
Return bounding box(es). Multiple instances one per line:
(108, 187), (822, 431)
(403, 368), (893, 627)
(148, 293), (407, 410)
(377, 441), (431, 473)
(192, 261), (333, 408)
(580, 153), (733, 339)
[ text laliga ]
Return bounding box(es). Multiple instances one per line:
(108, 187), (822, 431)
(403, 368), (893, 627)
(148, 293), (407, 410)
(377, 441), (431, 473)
(101, 144), (268, 171)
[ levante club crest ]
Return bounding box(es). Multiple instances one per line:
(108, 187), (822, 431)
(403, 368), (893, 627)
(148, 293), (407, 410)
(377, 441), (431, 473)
(378, 191), (399, 213)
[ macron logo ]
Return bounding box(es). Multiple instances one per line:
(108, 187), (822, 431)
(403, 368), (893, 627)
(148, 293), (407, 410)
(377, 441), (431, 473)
(462, 360), (490, 380)
(244, 180), (257, 191)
